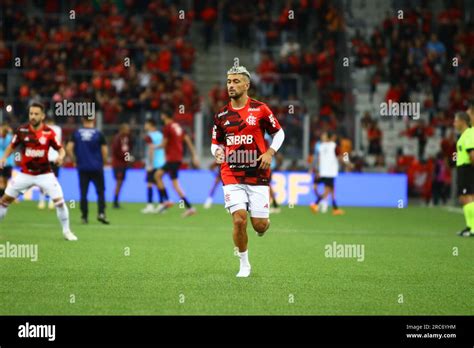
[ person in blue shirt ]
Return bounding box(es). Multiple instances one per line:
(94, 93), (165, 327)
(142, 119), (167, 213)
(67, 118), (109, 224)
(0, 124), (14, 198)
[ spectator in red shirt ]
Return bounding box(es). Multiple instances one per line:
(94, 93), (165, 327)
(257, 52), (278, 97)
(201, 1), (217, 51)
(367, 121), (383, 155)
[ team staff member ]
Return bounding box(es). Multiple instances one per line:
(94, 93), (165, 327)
(67, 118), (110, 225)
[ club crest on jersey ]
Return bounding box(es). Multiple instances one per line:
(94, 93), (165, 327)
(38, 136), (47, 145)
(246, 115), (257, 126)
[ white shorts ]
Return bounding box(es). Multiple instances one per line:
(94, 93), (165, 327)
(5, 172), (64, 200)
(223, 184), (269, 218)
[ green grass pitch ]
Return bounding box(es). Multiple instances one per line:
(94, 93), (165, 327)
(0, 201), (473, 315)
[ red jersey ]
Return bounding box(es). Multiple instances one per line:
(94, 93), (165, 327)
(212, 98), (282, 185)
(11, 123), (62, 175)
(163, 122), (185, 162)
(111, 133), (132, 167)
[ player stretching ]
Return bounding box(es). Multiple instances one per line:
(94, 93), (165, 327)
(155, 111), (199, 217)
(0, 102), (77, 241)
(454, 111), (474, 237)
(211, 66), (285, 277)
(310, 131), (345, 215)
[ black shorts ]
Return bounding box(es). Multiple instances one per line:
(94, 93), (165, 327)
(50, 162), (60, 177)
(162, 161), (181, 179)
(146, 168), (157, 183)
(315, 176), (335, 187)
(113, 167), (127, 181)
(457, 165), (474, 196)
(0, 165), (12, 179)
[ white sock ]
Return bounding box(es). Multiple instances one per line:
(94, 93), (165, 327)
(39, 194), (45, 203)
(0, 203), (8, 220)
(55, 201), (70, 232)
(238, 250), (250, 267)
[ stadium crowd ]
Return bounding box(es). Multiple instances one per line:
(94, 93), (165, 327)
(352, 2), (473, 203)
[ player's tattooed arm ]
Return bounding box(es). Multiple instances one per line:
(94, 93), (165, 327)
(257, 148), (275, 170)
(55, 147), (66, 167)
(258, 128), (285, 169)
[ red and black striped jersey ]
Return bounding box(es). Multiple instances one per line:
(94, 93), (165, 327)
(10, 123), (62, 175)
(212, 98), (281, 186)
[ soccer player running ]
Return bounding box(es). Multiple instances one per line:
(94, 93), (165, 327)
(310, 131), (345, 215)
(211, 66), (285, 277)
(453, 111), (474, 237)
(111, 123), (133, 208)
(142, 119), (167, 213)
(38, 117), (62, 210)
(67, 118), (109, 225)
(0, 102), (77, 241)
(155, 110), (199, 217)
(0, 124), (14, 198)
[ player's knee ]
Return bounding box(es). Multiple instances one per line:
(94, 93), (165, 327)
(1, 194), (14, 205)
(52, 198), (64, 207)
(233, 213), (247, 230)
(253, 219), (269, 233)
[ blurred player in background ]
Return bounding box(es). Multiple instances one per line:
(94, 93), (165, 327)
(111, 123), (133, 209)
(0, 124), (14, 198)
(0, 102), (77, 241)
(155, 111), (199, 217)
(142, 119), (167, 214)
(265, 133), (283, 214)
(310, 131), (345, 215)
(211, 66), (285, 277)
(67, 118), (109, 225)
(38, 117), (62, 210)
(203, 160), (221, 209)
(453, 111), (474, 237)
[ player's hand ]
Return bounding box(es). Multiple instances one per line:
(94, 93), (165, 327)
(257, 150), (274, 170)
(55, 157), (64, 167)
(0, 158), (5, 169)
(214, 147), (225, 164)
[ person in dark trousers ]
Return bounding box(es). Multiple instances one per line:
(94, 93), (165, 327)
(67, 118), (110, 224)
